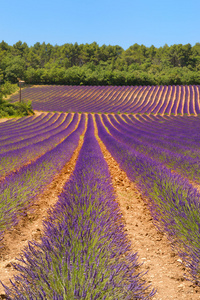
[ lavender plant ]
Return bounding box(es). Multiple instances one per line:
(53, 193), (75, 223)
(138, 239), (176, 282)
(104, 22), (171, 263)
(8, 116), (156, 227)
(2, 114), (155, 299)
(95, 113), (200, 284)
(0, 114), (85, 239)
(8, 85), (200, 115)
(0, 113), (76, 178)
(101, 114), (200, 183)
(0, 113), (54, 143)
(0, 113), (72, 154)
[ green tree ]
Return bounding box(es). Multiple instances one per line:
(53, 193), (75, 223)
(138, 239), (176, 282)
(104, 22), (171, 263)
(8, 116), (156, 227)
(4, 56), (26, 82)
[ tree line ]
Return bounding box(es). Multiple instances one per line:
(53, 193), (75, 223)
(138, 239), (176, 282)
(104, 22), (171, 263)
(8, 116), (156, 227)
(1, 40), (200, 86)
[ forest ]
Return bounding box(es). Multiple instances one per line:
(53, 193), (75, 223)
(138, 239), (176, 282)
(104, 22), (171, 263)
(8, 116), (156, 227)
(1, 40), (200, 85)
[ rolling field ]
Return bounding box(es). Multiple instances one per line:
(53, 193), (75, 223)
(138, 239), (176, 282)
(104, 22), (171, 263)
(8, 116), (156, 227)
(9, 85), (200, 115)
(1, 85), (200, 299)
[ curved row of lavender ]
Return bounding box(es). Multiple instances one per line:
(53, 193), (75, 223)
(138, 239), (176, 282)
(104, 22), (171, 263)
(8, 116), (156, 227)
(0, 113), (46, 133)
(119, 113), (200, 161)
(96, 114), (200, 284)
(3, 114), (155, 299)
(0, 113), (57, 150)
(103, 114), (200, 183)
(0, 114), (71, 153)
(0, 113), (78, 179)
(121, 114), (200, 154)
(9, 85), (200, 115)
(0, 114), (85, 240)
(0, 113), (53, 141)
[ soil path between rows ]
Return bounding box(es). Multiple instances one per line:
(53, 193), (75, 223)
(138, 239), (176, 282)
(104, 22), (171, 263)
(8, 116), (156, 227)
(0, 116), (85, 297)
(0, 114), (200, 299)
(96, 134), (200, 299)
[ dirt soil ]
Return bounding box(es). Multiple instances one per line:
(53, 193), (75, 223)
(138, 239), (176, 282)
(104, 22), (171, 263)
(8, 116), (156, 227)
(0, 118), (10, 124)
(0, 116), (200, 299)
(97, 137), (200, 300)
(0, 124), (84, 298)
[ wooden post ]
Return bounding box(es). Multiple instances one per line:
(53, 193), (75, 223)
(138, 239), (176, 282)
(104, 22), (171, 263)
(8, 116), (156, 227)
(18, 79), (25, 103)
(19, 82), (21, 103)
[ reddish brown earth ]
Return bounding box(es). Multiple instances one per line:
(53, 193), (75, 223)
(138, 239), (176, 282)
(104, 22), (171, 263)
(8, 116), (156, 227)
(0, 116), (200, 299)
(0, 118), (84, 297)
(97, 137), (200, 300)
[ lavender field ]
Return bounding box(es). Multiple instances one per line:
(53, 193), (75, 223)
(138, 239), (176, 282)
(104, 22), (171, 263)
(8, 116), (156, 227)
(9, 85), (200, 115)
(1, 85), (200, 299)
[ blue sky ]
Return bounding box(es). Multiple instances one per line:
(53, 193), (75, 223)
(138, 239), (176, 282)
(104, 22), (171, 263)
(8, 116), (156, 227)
(0, 0), (199, 49)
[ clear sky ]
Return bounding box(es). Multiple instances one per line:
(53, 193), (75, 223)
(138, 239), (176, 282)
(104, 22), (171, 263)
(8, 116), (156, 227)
(0, 0), (199, 49)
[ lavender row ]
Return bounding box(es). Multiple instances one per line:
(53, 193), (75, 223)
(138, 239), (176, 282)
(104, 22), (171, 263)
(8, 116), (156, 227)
(0, 114), (85, 241)
(0, 113), (73, 155)
(126, 114), (200, 156)
(0, 113), (38, 132)
(0, 112), (53, 141)
(0, 113), (78, 179)
(3, 114), (155, 299)
(115, 114), (200, 156)
(0, 112), (47, 132)
(110, 114), (200, 181)
(0, 113), (56, 147)
(128, 114), (200, 141)
(102, 115), (200, 183)
(9, 85), (200, 114)
(0, 113), (59, 147)
(96, 114), (200, 284)
(119, 114), (200, 144)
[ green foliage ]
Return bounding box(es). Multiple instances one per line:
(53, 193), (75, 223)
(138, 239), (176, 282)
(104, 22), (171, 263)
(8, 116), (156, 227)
(1, 40), (200, 85)
(0, 98), (34, 118)
(1, 81), (18, 97)
(0, 80), (33, 118)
